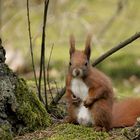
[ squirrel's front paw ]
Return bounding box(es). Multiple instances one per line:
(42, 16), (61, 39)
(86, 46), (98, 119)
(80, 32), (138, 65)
(84, 97), (93, 108)
(71, 94), (81, 106)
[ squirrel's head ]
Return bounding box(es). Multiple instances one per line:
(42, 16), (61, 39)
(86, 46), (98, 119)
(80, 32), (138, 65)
(69, 35), (91, 78)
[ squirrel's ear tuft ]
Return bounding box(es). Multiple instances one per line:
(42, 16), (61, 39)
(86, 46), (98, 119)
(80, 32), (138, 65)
(69, 34), (75, 56)
(84, 35), (91, 60)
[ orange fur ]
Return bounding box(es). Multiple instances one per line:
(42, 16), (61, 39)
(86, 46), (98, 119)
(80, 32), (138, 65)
(112, 98), (140, 128)
(65, 35), (140, 131)
(65, 35), (114, 131)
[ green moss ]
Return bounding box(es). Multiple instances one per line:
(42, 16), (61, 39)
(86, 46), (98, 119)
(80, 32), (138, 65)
(0, 124), (13, 140)
(0, 63), (52, 136)
(47, 124), (109, 140)
(15, 78), (52, 132)
(122, 126), (140, 140)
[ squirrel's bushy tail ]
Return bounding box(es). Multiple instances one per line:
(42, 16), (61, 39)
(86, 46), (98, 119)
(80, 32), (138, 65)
(112, 98), (140, 128)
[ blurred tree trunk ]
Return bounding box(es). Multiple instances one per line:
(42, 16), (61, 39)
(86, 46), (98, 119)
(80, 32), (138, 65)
(49, 0), (59, 16)
(0, 0), (2, 35)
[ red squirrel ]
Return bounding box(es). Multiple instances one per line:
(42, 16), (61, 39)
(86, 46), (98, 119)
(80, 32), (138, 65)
(65, 35), (114, 131)
(65, 35), (140, 131)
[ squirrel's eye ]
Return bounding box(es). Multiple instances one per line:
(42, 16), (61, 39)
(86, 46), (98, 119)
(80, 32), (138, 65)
(85, 62), (88, 66)
(69, 62), (72, 66)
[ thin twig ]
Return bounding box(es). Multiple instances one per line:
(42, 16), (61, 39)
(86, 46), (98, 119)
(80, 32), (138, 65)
(43, 0), (50, 110)
(52, 32), (140, 105)
(38, 0), (50, 108)
(26, 0), (39, 96)
(47, 43), (54, 101)
(92, 32), (140, 66)
(54, 80), (60, 96)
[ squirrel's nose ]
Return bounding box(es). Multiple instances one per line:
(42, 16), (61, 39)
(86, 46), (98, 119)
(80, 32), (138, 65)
(75, 69), (80, 76)
(73, 68), (81, 77)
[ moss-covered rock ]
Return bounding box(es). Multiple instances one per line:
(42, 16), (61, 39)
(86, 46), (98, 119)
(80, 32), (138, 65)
(47, 124), (109, 140)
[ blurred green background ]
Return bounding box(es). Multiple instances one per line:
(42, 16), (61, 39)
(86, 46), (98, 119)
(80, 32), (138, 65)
(0, 0), (140, 99)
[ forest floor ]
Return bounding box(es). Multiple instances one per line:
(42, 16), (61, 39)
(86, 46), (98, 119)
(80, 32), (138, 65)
(14, 116), (140, 140)
(14, 124), (129, 140)
(14, 78), (140, 140)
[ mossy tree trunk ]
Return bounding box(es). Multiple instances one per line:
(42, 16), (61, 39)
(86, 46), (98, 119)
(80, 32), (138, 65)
(0, 40), (51, 139)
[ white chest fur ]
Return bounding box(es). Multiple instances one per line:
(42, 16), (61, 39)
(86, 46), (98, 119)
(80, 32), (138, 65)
(77, 103), (93, 126)
(71, 78), (89, 100)
(71, 78), (94, 126)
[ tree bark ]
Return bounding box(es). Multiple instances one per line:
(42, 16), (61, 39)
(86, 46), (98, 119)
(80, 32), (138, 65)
(0, 39), (52, 138)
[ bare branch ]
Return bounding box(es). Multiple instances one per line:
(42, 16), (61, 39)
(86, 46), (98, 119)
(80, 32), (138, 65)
(50, 87), (66, 106)
(26, 0), (39, 95)
(92, 32), (140, 66)
(38, 0), (50, 109)
(97, 0), (127, 39)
